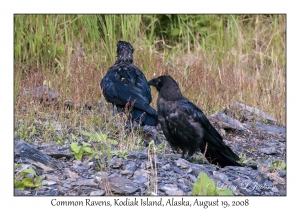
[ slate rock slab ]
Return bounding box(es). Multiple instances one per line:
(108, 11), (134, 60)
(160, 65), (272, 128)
(100, 176), (139, 195)
(15, 140), (63, 169)
(225, 102), (279, 125)
(209, 112), (246, 131)
(245, 122), (286, 136)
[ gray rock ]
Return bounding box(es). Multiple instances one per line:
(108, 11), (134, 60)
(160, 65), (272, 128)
(175, 158), (191, 169)
(258, 147), (277, 155)
(110, 157), (123, 169)
(41, 146), (73, 159)
(165, 189), (184, 196)
(133, 175), (148, 184)
(188, 174), (198, 183)
(90, 189), (106, 196)
(75, 165), (90, 170)
(271, 186), (279, 193)
(72, 179), (98, 187)
(133, 170), (149, 184)
(120, 162), (137, 177)
(73, 160), (83, 166)
(162, 164), (171, 170)
(278, 170), (286, 178)
(125, 161), (137, 171)
(171, 166), (185, 175)
(14, 140), (63, 169)
(213, 171), (229, 182)
(45, 174), (60, 182)
(225, 102), (279, 125)
(161, 183), (179, 191)
(100, 176), (139, 194)
(42, 180), (57, 186)
(209, 112), (246, 131)
(67, 170), (79, 180)
(62, 183), (72, 189)
(127, 151), (148, 160)
(245, 122), (286, 135)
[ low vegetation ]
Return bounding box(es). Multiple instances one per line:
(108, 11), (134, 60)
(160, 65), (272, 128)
(192, 172), (234, 195)
(14, 164), (42, 190)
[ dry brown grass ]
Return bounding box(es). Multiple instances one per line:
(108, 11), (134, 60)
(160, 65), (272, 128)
(14, 15), (286, 148)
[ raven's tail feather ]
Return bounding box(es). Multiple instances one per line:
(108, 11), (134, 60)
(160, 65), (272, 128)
(206, 145), (242, 168)
(130, 108), (158, 126)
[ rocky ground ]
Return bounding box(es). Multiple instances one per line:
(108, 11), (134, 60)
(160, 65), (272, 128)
(14, 86), (286, 196)
(14, 111), (286, 196)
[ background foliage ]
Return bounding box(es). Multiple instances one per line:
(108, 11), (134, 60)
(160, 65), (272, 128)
(14, 15), (286, 144)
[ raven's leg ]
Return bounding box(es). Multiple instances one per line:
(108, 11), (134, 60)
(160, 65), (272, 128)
(203, 142), (208, 157)
(180, 149), (185, 158)
(183, 149), (195, 160)
(184, 154), (192, 160)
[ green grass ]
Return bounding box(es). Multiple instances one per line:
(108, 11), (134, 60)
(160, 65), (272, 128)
(14, 14), (286, 157)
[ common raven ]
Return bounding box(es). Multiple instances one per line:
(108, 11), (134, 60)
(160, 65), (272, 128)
(100, 41), (158, 126)
(148, 75), (241, 167)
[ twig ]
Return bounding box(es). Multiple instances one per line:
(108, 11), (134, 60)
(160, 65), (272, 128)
(203, 142), (208, 165)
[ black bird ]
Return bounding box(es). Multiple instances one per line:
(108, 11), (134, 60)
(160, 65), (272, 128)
(148, 75), (242, 167)
(100, 41), (158, 126)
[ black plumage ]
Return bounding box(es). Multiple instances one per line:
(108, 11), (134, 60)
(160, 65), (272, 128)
(148, 75), (241, 167)
(100, 41), (158, 126)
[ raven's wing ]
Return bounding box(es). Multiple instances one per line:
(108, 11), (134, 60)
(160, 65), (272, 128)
(115, 64), (152, 103)
(158, 97), (225, 148)
(180, 98), (226, 148)
(180, 98), (240, 164)
(158, 96), (240, 165)
(157, 97), (202, 154)
(100, 64), (156, 116)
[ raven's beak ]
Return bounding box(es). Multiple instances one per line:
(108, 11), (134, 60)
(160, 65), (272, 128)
(148, 79), (155, 86)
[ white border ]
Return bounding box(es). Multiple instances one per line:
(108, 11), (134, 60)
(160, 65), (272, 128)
(2, 1), (296, 209)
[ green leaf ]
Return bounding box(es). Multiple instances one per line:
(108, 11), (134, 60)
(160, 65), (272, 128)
(74, 150), (84, 161)
(192, 172), (230, 196)
(81, 130), (91, 137)
(281, 162), (286, 170)
(206, 179), (216, 195)
(99, 133), (107, 141)
(270, 160), (286, 170)
(192, 183), (201, 195)
(110, 139), (118, 145)
(20, 169), (37, 177)
(71, 143), (81, 154)
(14, 180), (25, 190)
(83, 147), (94, 154)
(14, 163), (22, 170)
(22, 178), (35, 187)
(82, 142), (91, 147)
(35, 176), (42, 187)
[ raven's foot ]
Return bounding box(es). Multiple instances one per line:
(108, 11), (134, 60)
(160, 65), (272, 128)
(182, 154), (192, 161)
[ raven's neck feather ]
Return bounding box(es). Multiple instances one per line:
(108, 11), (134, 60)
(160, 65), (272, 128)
(160, 85), (183, 101)
(115, 53), (133, 64)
